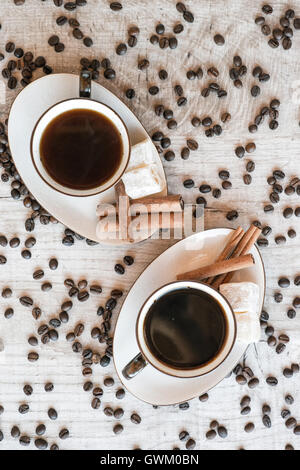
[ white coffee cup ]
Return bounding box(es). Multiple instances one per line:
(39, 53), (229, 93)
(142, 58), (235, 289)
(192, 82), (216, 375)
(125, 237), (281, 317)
(122, 281), (237, 380)
(30, 72), (130, 197)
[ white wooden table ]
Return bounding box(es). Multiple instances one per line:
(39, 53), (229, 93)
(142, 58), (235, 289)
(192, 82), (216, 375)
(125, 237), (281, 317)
(0, 0), (299, 450)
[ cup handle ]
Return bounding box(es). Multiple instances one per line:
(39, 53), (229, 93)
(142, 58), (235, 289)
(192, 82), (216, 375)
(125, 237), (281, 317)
(80, 70), (92, 98)
(122, 353), (148, 380)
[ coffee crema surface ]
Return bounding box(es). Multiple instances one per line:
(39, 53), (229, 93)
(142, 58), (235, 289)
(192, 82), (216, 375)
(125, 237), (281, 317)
(40, 109), (123, 191)
(144, 288), (227, 369)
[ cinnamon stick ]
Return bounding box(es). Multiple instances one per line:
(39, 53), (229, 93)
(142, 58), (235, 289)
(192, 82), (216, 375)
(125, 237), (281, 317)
(206, 227), (245, 285)
(177, 254), (255, 281)
(97, 212), (184, 238)
(130, 194), (184, 214)
(115, 180), (131, 241)
(211, 225), (261, 289)
(96, 194), (184, 218)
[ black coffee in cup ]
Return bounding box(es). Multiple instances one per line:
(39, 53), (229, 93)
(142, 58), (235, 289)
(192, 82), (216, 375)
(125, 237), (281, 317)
(39, 109), (123, 191)
(144, 288), (227, 369)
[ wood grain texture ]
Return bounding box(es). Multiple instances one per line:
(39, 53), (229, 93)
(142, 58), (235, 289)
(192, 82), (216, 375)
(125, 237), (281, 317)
(0, 0), (300, 450)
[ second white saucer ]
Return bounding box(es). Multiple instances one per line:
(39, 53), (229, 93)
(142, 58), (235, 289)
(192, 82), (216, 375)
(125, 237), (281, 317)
(113, 228), (266, 406)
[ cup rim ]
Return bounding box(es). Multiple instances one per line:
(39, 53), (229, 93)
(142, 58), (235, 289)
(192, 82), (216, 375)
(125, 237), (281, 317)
(30, 97), (131, 198)
(135, 280), (237, 379)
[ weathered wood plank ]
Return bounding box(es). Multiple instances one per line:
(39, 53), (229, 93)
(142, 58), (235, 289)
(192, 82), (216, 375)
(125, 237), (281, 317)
(0, 0), (299, 450)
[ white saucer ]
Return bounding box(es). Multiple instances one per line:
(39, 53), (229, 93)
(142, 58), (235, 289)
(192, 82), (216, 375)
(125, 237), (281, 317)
(113, 228), (266, 406)
(7, 73), (167, 243)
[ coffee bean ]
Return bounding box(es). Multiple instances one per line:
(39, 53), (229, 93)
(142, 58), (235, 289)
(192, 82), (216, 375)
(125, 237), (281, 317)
(217, 426), (228, 438)
(286, 417), (297, 429)
(34, 437), (48, 450)
(243, 174), (252, 185)
(130, 413), (141, 424)
(293, 297), (300, 309)
(236, 375), (247, 385)
(114, 408), (124, 419)
(263, 414), (272, 428)
(278, 278), (290, 288)
(287, 308), (296, 319)
(199, 393), (209, 402)
(23, 384), (33, 396)
(227, 210), (239, 221)
(5, 41), (15, 53)
(19, 404), (29, 414)
(11, 425), (20, 438)
(262, 4), (273, 14)
(78, 290), (89, 302)
(25, 218), (35, 232)
(288, 229), (296, 239)
(208, 66), (220, 78)
(274, 292), (284, 303)
(268, 37), (279, 48)
(0, 235), (7, 247)
(20, 296), (33, 307)
(240, 397), (251, 409)
(174, 23), (184, 34)
(283, 37), (292, 50)
(102, 406), (113, 418)
(113, 424), (123, 435)
(249, 124), (258, 133)
(206, 429), (217, 440)
(183, 179), (194, 189)
(281, 409), (291, 420)
(64, 1), (77, 11)
(36, 423), (46, 436)
(275, 236), (286, 245)
(49, 258), (58, 270)
(91, 397), (101, 409)
(241, 406), (251, 415)
(283, 368), (293, 378)
(222, 181), (232, 190)
(186, 438), (196, 450)
(283, 207), (293, 219)
(110, 1), (122, 10)
(267, 336), (277, 347)
(100, 355), (110, 367)
(43, 382), (54, 393)
(246, 161), (255, 173)
(244, 422), (255, 433)
(56, 15), (67, 26)
(214, 34), (225, 46)
(9, 237), (20, 248)
(235, 146), (245, 158)
(33, 269), (44, 280)
(279, 334), (290, 344)
(294, 426), (300, 436)
(49, 443), (59, 450)
(245, 142), (256, 153)
(266, 376), (278, 386)
(294, 18), (300, 29)
(199, 184), (211, 194)
(41, 282), (52, 292)
(48, 408), (58, 420)
(19, 435), (31, 446)
(284, 395), (294, 407)
(248, 378), (259, 389)
(221, 112), (231, 123)
(59, 428), (69, 440)
(251, 85), (261, 97)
